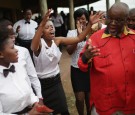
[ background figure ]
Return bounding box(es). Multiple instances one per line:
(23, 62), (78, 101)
(78, 2), (135, 115)
(127, 8), (135, 30)
(60, 11), (67, 37)
(51, 8), (64, 51)
(31, 9), (103, 115)
(66, 8), (90, 115)
(13, 8), (38, 61)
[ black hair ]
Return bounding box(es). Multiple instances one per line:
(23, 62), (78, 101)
(0, 19), (12, 50)
(74, 8), (89, 22)
(90, 6), (94, 11)
(23, 8), (32, 15)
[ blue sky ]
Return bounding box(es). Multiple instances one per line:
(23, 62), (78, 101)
(58, 0), (135, 14)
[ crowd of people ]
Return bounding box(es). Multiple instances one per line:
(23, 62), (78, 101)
(0, 1), (135, 115)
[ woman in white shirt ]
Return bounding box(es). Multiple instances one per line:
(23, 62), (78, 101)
(66, 8), (90, 115)
(31, 9), (103, 115)
(0, 19), (49, 115)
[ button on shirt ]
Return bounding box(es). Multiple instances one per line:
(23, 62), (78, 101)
(0, 64), (38, 114)
(15, 45), (42, 98)
(13, 19), (38, 40)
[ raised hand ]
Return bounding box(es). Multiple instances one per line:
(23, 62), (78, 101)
(76, 20), (88, 34)
(16, 25), (20, 33)
(39, 9), (53, 27)
(84, 39), (100, 60)
(89, 11), (105, 25)
(76, 20), (83, 34)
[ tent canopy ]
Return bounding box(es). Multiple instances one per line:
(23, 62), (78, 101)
(21, 0), (100, 12)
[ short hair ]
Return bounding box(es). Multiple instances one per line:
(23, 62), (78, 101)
(0, 18), (12, 27)
(23, 8), (32, 15)
(74, 8), (89, 22)
(0, 19), (12, 50)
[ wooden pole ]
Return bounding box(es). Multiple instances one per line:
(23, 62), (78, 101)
(39, 0), (48, 17)
(106, 0), (110, 12)
(69, 0), (75, 29)
(115, 0), (120, 3)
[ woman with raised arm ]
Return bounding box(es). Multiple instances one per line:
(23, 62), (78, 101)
(31, 9), (103, 115)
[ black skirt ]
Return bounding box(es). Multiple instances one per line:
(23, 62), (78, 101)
(39, 74), (68, 114)
(71, 66), (90, 92)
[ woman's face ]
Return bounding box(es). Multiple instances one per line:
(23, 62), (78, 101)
(76, 14), (88, 30)
(43, 21), (55, 40)
(0, 38), (18, 65)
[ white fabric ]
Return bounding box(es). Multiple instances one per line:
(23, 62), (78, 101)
(33, 39), (62, 79)
(67, 29), (86, 68)
(0, 64), (38, 114)
(51, 14), (64, 27)
(91, 107), (99, 115)
(15, 45), (42, 98)
(13, 19), (37, 40)
(101, 23), (107, 29)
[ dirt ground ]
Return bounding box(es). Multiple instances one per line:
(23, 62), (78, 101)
(59, 47), (78, 115)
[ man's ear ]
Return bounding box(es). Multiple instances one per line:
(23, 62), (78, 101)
(0, 52), (4, 58)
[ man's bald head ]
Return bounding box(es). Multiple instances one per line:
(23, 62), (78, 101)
(108, 2), (129, 18)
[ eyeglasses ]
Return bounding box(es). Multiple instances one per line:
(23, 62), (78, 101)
(107, 17), (126, 24)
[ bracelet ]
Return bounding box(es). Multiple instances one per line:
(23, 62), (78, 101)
(81, 54), (89, 64)
(81, 54), (92, 64)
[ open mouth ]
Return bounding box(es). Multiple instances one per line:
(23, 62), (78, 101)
(109, 26), (116, 33)
(50, 32), (55, 37)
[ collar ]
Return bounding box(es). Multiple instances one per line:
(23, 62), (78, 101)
(23, 19), (31, 23)
(0, 64), (13, 73)
(101, 26), (135, 39)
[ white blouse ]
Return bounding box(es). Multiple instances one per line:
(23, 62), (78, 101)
(33, 39), (62, 79)
(0, 64), (38, 114)
(15, 45), (42, 98)
(67, 29), (86, 68)
(13, 19), (38, 40)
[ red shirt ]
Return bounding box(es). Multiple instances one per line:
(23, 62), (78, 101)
(78, 27), (135, 115)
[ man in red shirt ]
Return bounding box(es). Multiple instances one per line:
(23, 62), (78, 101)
(78, 2), (135, 115)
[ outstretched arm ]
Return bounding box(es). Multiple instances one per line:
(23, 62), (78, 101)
(55, 11), (104, 45)
(31, 9), (52, 55)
